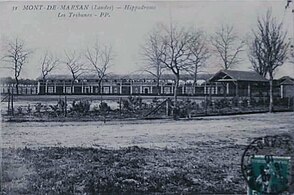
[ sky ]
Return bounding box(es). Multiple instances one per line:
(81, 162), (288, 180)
(0, 0), (293, 79)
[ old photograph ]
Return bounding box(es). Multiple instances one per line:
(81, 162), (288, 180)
(1, 0), (294, 194)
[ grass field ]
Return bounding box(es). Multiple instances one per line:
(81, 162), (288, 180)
(1, 112), (294, 194)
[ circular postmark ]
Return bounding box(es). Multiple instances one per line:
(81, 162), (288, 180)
(241, 134), (294, 194)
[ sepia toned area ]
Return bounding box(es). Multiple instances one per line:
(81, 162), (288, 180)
(1, 1), (294, 194)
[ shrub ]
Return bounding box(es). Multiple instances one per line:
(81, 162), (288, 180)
(241, 98), (248, 108)
(35, 103), (42, 114)
(27, 104), (32, 114)
(250, 98), (257, 107)
(16, 106), (23, 115)
(99, 102), (111, 112)
(70, 100), (91, 115)
(50, 99), (67, 116)
(274, 97), (288, 106)
(152, 97), (159, 104)
(122, 96), (143, 112)
(231, 97), (239, 107)
(122, 99), (131, 111)
(215, 98), (230, 109)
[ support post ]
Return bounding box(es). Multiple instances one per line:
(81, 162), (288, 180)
(54, 82), (57, 94)
(120, 81), (123, 94)
(166, 98), (169, 116)
(226, 83), (229, 95)
(81, 81), (84, 94)
(64, 96), (67, 117)
(45, 80), (48, 94)
(119, 97), (122, 116)
(37, 81), (40, 94)
(204, 82), (207, 95)
(182, 84), (185, 94)
(63, 81), (65, 94)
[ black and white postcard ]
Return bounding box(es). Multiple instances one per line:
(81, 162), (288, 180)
(1, 1), (294, 194)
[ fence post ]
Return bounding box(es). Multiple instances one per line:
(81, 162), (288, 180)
(204, 95), (208, 115)
(64, 95), (67, 117)
(11, 90), (14, 116)
(7, 89), (11, 115)
(119, 97), (122, 116)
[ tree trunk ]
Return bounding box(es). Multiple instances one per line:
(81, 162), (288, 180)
(193, 67), (198, 95)
(192, 82), (196, 96)
(174, 75), (179, 108)
(15, 78), (19, 95)
(157, 77), (160, 96)
(98, 81), (103, 103)
(98, 81), (101, 94)
(71, 81), (74, 94)
(269, 77), (273, 113)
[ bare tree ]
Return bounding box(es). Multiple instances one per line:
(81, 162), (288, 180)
(141, 30), (166, 95)
(41, 51), (59, 81)
(3, 38), (31, 94)
(187, 30), (210, 94)
(248, 38), (268, 77)
(146, 24), (195, 108)
(85, 42), (113, 94)
(248, 10), (289, 112)
(211, 24), (244, 70)
(64, 50), (84, 91)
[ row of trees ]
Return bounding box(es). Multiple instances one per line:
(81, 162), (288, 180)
(141, 10), (290, 111)
(2, 40), (113, 95)
(1, 10), (291, 113)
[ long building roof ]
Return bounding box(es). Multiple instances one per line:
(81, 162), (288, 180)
(37, 73), (213, 81)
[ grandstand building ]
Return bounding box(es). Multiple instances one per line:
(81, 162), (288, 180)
(1, 70), (293, 98)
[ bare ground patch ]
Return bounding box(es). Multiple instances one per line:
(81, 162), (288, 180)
(2, 143), (246, 194)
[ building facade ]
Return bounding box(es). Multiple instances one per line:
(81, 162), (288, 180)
(279, 76), (294, 98)
(208, 70), (269, 97)
(36, 74), (212, 96)
(1, 70), (292, 98)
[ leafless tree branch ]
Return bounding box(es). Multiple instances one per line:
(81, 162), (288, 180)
(41, 51), (59, 80)
(85, 41), (113, 94)
(63, 50), (84, 88)
(211, 24), (244, 70)
(2, 38), (32, 94)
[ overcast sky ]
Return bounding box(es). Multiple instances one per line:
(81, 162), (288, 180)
(0, 0), (293, 79)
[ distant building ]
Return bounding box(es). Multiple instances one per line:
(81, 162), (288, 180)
(1, 70), (291, 98)
(278, 76), (294, 98)
(208, 70), (269, 97)
(35, 73), (212, 96)
(0, 77), (38, 95)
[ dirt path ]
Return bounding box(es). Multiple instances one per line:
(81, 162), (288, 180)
(2, 112), (294, 149)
